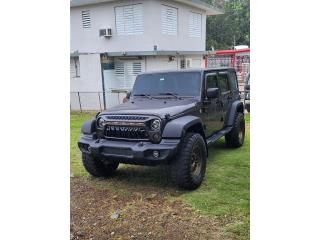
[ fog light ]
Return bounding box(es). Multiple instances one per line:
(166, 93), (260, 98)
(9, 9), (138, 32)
(152, 132), (161, 143)
(153, 150), (160, 158)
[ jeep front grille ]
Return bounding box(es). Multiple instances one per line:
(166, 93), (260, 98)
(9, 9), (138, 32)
(102, 115), (151, 141)
(105, 125), (149, 140)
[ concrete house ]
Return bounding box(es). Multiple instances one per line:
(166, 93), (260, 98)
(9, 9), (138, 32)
(70, 0), (223, 110)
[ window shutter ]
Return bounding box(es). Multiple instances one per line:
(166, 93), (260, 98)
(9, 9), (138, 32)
(81, 10), (91, 28)
(114, 61), (125, 89)
(188, 12), (201, 38)
(114, 61), (143, 90)
(161, 5), (178, 36)
(132, 62), (142, 75)
(70, 58), (76, 78)
(70, 57), (80, 77)
(115, 4), (143, 35)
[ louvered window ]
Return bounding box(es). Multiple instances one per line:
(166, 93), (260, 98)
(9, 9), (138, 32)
(113, 61), (143, 90)
(180, 59), (186, 69)
(115, 4), (143, 35)
(132, 62), (142, 75)
(161, 5), (178, 36)
(188, 12), (202, 38)
(82, 10), (91, 28)
(70, 57), (80, 78)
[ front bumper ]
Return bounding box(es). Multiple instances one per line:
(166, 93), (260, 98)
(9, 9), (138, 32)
(78, 135), (180, 165)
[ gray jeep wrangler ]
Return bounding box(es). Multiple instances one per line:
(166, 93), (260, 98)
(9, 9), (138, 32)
(78, 68), (245, 190)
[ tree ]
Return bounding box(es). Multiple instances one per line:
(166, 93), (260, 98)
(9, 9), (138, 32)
(205, 0), (250, 50)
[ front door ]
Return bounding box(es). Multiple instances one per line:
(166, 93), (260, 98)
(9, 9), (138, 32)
(201, 73), (224, 138)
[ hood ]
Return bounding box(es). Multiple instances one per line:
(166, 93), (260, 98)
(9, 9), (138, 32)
(101, 98), (199, 118)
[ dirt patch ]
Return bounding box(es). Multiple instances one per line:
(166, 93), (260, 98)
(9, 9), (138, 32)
(71, 177), (230, 240)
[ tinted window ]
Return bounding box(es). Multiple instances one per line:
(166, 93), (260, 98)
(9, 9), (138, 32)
(206, 74), (218, 89)
(132, 72), (201, 96)
(217, 74), (229, 92)
(228, 72), (238, 91)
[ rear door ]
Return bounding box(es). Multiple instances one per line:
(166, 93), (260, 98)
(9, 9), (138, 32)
(228, 70), (240, 101)
(217, 72), (231, 122)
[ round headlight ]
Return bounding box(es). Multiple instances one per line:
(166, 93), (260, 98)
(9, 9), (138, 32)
(97, 117), (107, 128)
(151, 119), (161, 131)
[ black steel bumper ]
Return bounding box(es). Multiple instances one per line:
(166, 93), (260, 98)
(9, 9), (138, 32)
(78, 135), (180, 165)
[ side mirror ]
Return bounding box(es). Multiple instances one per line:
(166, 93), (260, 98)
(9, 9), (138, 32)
(123, 91), (131, 103)
(207, 88), (219, 99)
(245, 84), (250, 90)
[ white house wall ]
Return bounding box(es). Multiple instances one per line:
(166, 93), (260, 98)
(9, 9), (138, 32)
(70, 0), (207, 53)
(70, 54), (104, 110)
(145, 55), (204, 71)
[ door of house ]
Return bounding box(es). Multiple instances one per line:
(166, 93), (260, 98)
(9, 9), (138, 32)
(103, 59), (145, 108)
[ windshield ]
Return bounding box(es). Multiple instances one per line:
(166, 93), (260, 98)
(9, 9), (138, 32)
(132, 72), (201, 97)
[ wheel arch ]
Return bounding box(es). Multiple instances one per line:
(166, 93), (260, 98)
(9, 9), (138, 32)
(225, 100), (244, 127)
(81, 119), (96, 134)
(162, 116), (208, 155)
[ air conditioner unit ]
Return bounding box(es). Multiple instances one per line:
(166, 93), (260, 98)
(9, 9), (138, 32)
(186, 58), (193, 68)
(99, 28), (112, 37)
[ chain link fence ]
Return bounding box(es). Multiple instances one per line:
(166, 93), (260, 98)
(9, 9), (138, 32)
(70, 91), (128, 112)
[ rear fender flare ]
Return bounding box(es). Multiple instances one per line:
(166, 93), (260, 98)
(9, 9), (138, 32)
(225, 100), (244, 126)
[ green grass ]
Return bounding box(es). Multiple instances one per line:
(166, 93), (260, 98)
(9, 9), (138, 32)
(182, 116), (250, 239)
(70, 111), (96, 176)
(71, 111), (250, 239)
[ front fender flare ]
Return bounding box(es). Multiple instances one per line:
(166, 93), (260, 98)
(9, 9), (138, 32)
(81, 119), (96, 134)
(162, 116), (204, 139)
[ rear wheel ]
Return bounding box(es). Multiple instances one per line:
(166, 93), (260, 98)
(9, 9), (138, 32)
(170, 133), (207, 190)
(225, 112), (245, 148)
(82, 153), (119, 177)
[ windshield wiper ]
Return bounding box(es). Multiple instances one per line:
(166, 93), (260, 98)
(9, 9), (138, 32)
(157, 92), (180, 99)
(133, 93), (153, 99)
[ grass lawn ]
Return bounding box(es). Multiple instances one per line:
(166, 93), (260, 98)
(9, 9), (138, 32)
(71, 111), (250, 239)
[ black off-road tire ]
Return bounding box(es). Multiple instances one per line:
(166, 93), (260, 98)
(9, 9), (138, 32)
(170, 133), (207, 190)
(246, 104), (250, 113)
(82, 153), (119, 177)
(225, 112), (245, 148)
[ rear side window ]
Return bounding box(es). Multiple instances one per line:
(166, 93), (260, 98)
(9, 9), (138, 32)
(217, 74), (229, 92)
(228, 72), (238, 91)
(206, 74), (218, 89)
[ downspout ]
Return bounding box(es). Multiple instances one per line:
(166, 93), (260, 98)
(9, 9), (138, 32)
(100, 54), (106, 110)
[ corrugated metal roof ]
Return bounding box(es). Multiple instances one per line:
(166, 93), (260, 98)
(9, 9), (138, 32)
(70, 0), (223, 15)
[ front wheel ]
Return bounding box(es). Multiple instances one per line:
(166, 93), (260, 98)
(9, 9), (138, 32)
(225, 112), (245, 148)
(82, 153), (119, 177)
(170, 133), (207, 190)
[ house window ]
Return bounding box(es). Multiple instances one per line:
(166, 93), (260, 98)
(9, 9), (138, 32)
(114, 61), (143, 90)
(180, 59), (186, 69)
(132, 62), (142, 75)
(161, 5), (178, 36)
(115, 4), (144, 35)
(188, 12), (202, 38)
(70, 57), (80, 78)
(81, 10), (91, 28)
